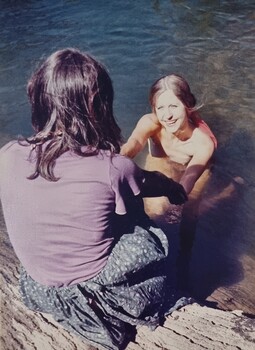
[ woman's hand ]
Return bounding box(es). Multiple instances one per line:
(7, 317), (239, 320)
(140, 170), (188, 205)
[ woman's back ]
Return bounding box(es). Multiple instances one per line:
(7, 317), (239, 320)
(0, 141), (142, 287)
(0, 48), (190, 349)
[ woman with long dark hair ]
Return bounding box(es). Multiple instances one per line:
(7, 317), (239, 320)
(0, 49), (188, 349)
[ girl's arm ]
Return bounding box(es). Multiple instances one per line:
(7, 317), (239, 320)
(180, 136), (215, 195)
(121, 114), (160, 158)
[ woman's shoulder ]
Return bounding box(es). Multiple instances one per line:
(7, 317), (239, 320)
(111, 153), (138, 170)
(0, 140), (22, 157)
(139, 113), (161, 129)
(0, 140), (32, 169)
(110, 153), (142, 179)
(131, 113), (161, 142)
(193, 126), (210, 139)
(192, 127), (215, 153)
(194, 116), (217, 149)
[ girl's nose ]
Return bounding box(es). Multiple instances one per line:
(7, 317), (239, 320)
(162, 113), (173, 121)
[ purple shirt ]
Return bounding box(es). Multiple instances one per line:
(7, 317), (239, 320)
(0, 141), (143, 287)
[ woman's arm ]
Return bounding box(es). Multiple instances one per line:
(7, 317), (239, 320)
(120, 114), (160, 158)
(140, 169), (188, 205)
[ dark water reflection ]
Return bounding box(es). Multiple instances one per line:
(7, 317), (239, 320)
(0, 0), (255, 312)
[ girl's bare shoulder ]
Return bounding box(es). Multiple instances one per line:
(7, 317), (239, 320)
(192, 128), (215, 154)
(140, 113), (161, 131)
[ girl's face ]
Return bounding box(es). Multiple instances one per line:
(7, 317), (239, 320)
(155, 89), (188, 134)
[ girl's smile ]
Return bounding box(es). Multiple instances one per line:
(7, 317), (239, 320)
(155, 90), (188, 134)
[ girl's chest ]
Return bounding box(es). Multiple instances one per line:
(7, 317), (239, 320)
(151, 130), (196, 165)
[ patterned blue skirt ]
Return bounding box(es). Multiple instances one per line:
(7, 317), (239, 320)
(19, 225), (192, 350)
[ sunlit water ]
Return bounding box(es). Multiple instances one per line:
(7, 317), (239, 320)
(1, 0), (255, 313)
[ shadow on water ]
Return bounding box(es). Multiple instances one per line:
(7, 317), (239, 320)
(142, 129), (255, 313)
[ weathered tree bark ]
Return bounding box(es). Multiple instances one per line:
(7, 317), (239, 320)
(1, 212), (254, 350)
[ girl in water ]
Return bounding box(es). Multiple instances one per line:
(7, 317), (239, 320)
(121, 74), (217, 194)
(121, 74), (217, 267)
(0, 50), (188, 349)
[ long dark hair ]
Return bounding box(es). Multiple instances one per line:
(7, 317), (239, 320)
(26, 48), (122, 181)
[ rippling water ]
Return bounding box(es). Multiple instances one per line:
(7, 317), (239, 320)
(1, 0), (255, 312)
